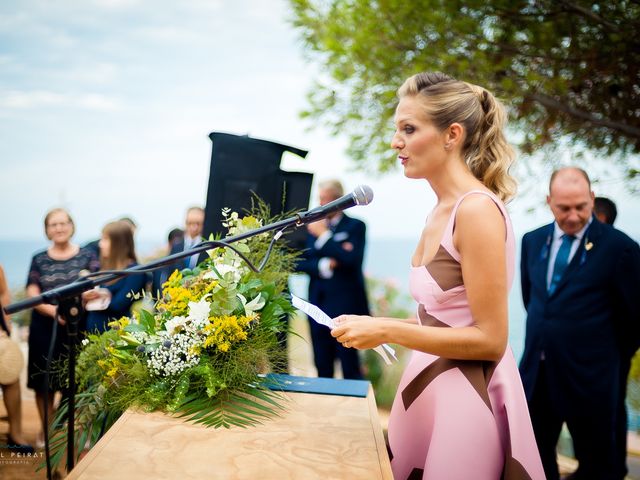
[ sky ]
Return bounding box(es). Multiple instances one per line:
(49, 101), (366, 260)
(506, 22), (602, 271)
(1, 0), (638, 249)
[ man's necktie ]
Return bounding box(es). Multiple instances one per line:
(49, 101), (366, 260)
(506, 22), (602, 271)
(548, 234), (575, 295)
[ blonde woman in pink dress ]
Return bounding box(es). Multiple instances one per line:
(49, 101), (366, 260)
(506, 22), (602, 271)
(331, 72), (544, 480)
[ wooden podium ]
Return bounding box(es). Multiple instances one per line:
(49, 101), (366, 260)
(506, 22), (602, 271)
(66, 380), (392, 479)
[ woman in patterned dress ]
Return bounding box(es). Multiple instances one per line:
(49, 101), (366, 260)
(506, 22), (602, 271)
(331, 73), (544, 479)
(26, 208), (98, 446)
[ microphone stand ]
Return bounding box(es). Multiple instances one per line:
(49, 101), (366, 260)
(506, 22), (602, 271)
(3, 194), (372, 474)
(56, 295), (83, 473)
(1, 210), (306, 473)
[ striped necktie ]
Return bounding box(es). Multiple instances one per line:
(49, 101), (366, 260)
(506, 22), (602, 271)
(548, 234), (575, 295)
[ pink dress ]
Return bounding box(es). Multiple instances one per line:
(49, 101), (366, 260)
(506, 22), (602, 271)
(387, 191), (545, 480)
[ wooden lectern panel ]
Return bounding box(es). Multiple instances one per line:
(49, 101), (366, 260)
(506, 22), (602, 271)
(66, 386), (392, 479)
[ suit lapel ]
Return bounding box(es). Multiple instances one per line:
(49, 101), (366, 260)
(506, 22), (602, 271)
(534, 224), (554, 296)
(548, 218), (600, 297)
(333, 214), (348, 233)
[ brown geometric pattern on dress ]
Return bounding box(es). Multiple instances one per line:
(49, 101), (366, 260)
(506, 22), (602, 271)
(417, 304), (449, 328)
(501, 445), (533, 480)
(425, 244), (463, 291)
(401, 357), (497, 413)
(407, 467), (424, 480)
(501, 456), (533, 480)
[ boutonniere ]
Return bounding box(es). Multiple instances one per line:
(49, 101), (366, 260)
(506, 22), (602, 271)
(580, 237), (593, 265)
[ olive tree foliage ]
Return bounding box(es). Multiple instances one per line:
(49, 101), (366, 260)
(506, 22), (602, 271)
(288, 0), (640, 184)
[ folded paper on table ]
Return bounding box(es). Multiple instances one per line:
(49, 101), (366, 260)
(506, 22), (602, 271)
(291, 294), (397, 365)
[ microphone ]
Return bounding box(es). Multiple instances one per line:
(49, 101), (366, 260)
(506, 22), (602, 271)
(298, 185), (374, 224)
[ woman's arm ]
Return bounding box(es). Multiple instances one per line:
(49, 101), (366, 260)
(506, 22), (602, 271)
(0, 265), (12, 332)
(26, 284), (58, 318)
(332, 195), (508, 361)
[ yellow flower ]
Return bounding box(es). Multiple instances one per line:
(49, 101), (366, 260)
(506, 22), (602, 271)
(107, 316), (131, 333)
(203, 315), (252, 353)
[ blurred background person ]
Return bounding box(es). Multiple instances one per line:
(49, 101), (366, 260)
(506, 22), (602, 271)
(84, 220), (147, 333)
(594, 195), (636, 478)
(26, 207), (99, 447)
(170, 206), (205, 270)
(0, 263), (33, 453)
(84, 215), (137, 258)
(594, 196), (617, 225)
(150, 227), (185, 297)
(297, 179), (369, 380)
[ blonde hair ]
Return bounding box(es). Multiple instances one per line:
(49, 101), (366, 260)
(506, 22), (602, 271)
(398, 72), (517, 201)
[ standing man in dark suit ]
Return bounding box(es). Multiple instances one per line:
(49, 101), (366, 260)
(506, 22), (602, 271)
(171, 206), (205, 269)
(151, 207), (204, 297)
(594, 195), (635, 479)
(297, 179), (370, 380)
(519, 167), (640, 480)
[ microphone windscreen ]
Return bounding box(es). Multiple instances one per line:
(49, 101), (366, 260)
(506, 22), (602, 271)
(353, 185), (374, 206)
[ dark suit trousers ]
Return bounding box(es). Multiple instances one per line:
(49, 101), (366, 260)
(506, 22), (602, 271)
(308, 319), (362, 380)
(616, 355), (632, 479)
(530, 362), (618, 480)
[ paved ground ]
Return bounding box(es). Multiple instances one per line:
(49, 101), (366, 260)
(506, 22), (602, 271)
(2, 317), (640, 478)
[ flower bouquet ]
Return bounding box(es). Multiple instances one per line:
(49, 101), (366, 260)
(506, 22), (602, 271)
(46, 206), (298, 468)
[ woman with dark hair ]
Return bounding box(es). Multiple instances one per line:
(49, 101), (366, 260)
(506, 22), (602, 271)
(26, 207), (99, 446)
(331, 73), (544, 479)
(84, 220), (147, 333)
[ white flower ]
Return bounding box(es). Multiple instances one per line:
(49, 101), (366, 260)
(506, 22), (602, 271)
(206, 260), (242, 283)
(164, 316), (187, 335)
(237, 293), (266, 316)
(147, 333), (200, 377)
(187, 298), (211, 325)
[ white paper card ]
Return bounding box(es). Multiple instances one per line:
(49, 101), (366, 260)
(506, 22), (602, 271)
(291, 294), (396, 365)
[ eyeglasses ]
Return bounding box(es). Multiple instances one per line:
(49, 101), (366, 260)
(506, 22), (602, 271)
(47, 221), (71, 229)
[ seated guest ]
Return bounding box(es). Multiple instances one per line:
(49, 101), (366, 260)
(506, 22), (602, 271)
(0, 263), (33, 453)
(84, 221), (146, 333)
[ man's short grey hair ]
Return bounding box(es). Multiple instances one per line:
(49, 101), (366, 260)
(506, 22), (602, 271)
(318, 179), (344, 199)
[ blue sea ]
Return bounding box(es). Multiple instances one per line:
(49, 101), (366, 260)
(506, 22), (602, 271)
(0, 236), (527, 361)
(6, 237), (640, 429)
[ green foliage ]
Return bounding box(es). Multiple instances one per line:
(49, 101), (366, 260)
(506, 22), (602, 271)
(8, 288), (30, 327)
(627, 350), (640, 420)
(288, 0), (640, 184)
(44, 205), (298, 470)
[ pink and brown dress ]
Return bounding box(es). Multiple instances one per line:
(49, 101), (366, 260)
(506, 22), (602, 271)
(387, 191), (544, 480)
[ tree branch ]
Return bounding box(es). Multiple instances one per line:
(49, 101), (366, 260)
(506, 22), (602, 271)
(556, 0), (619, 31)
(529, 92), (640, 138)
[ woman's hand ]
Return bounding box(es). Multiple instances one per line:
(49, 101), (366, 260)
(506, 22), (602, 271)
(331, 315), (386, 350)
(82, 289), (102, 302)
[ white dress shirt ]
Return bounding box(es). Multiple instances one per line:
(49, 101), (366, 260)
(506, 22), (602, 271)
(546, 218), (592, 289)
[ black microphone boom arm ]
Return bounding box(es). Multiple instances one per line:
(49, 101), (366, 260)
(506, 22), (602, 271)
(4, 185), (374, 315)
